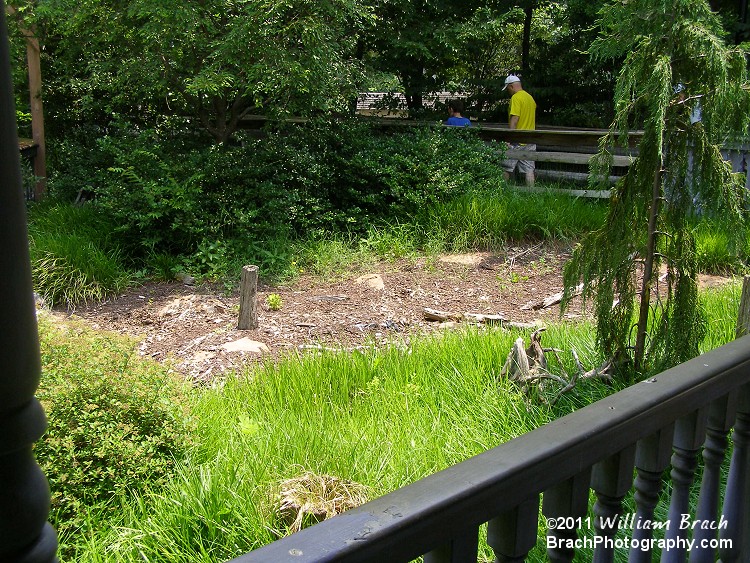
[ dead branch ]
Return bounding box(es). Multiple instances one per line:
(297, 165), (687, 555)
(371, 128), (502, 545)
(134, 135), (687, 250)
(501, 337), (531, 381)
(423, 308), (463, 322)
(522, 371), (571, 387)
(463, 312), (507, 324)
(423, 308), (533, 328)
(520, 283), (584, 310)
(501, 333), (614, 404)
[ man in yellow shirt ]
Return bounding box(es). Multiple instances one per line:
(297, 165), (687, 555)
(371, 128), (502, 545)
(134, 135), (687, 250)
(502, 75), (537, 186)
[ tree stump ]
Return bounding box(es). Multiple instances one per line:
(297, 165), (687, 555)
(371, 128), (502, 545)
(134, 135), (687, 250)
(501, 329), (547, 383)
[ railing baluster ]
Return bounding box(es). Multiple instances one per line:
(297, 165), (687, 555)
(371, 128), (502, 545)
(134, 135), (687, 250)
(487, 497), (539, 563)
(0, 6), (57, 562)
(689, 393), (737, 563)
(591, 445), (636, 563)
(630, 424), (675, 563)
(662, 407), (708, 563)
(423, 526), (479, 563)
(542, 469), (592, 563)
(718, 383), (750, 563)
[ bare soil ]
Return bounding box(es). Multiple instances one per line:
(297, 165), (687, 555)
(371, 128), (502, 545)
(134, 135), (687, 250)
(52, 241), (733, 383)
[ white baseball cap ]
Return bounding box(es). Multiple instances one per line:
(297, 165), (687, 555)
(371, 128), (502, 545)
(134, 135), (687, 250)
(504, 75), (521, 88)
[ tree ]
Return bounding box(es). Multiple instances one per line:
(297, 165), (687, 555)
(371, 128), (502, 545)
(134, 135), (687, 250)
(528, 0), (617, 127)
(562, 0), (750, 377)
(365, 0), (515, 112)
(29, 0), (370, 143)
(6, 3), (46, 198)
(445, 6), (523, 112)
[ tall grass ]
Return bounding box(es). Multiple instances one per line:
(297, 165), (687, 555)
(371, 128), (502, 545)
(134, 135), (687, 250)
(26, 191), (748, 294)
(422, 188), (609, 251)
(28, 203), (132, 307)
(68, 328), (560, 561)
(694, 221), (750, 274)
(290, 189), (609, 281)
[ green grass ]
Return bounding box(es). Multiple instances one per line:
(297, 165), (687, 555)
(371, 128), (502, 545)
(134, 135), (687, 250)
(287, 189), (609, 281)
(694, 221), (750, 274)
(70, 328), (563, 562)
(36, 316), (194, 560)
(46, 279), (743, 562)
(23, 188), (749, 559)
(421, 188), (609, 251)
(28, 203), (132, 307)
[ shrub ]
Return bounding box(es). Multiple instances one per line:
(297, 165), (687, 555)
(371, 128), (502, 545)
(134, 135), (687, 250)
(35, 317), (194, 558)
(82, 119), (506, 261)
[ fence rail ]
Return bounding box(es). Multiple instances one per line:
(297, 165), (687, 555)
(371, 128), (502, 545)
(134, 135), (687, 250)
(230, 335), (750, 562)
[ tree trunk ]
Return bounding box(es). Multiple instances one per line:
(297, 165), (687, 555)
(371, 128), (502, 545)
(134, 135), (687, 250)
(7, 7), (46, 199)
(634, 161), (663, 373)
(522, 6), (533, 76)
(402, 65), (425, 111)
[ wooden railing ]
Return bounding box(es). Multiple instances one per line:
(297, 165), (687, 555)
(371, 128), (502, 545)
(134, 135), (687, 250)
(229, 335), (750, 562)
(239, 115), (640, 195)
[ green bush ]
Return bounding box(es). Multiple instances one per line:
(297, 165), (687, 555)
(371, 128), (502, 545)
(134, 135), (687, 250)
(35, 318), (194, 558)
(83, 119), (506, 260)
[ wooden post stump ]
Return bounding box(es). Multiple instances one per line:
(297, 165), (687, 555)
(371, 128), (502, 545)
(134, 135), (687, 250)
(736, 275), (750, 339)
(238, 265), (259, 330)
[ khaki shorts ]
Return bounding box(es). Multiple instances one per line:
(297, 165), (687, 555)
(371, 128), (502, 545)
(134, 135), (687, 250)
(502, 144), (536, 174)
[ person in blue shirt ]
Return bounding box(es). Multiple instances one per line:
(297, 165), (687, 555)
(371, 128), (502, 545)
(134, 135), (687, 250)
(444, 99), (471, 127)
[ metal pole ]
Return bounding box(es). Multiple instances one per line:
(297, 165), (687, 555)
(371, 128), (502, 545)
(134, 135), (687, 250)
(0, 3), (57, 561)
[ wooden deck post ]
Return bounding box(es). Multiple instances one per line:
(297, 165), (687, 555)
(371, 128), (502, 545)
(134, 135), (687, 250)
(238, 265), (259, 330)
(0, 4), (57, 560)
(736, 275), (750, 339)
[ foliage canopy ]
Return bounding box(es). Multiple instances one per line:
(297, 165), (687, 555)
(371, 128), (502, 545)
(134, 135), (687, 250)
(19, 0), (371, 142)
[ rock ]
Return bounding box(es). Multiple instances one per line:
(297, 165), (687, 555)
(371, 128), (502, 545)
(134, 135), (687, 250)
(175, 272), (196, 286)
(221, 337), (269, 354)
(355, 274), (385, 291)
(33, 292), (46, 309)
(439, 253), (485, 266)
(192, 351), (217, 362)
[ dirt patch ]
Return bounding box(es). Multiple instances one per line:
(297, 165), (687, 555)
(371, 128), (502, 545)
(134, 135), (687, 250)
(48, 241), (734, 383)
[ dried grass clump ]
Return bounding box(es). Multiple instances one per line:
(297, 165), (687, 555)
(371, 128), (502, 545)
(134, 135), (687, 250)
(277, 470), (371, 533)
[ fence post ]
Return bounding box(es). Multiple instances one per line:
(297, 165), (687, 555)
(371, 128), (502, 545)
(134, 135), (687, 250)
(0, 4), (57, 561)
(238, 265), (259, 330)
(736, 275), (750, 339)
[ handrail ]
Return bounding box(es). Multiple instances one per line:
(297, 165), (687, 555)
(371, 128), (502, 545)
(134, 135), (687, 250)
(230, 336), (750, 562)
(237, 114), (644, 150)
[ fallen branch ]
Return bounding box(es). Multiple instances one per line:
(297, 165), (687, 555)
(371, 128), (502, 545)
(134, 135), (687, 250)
(521, 283), (584, 311)
(463, 312), (508, 324)
(423, 308), (463, 322)
(423, 308), (536, 329)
